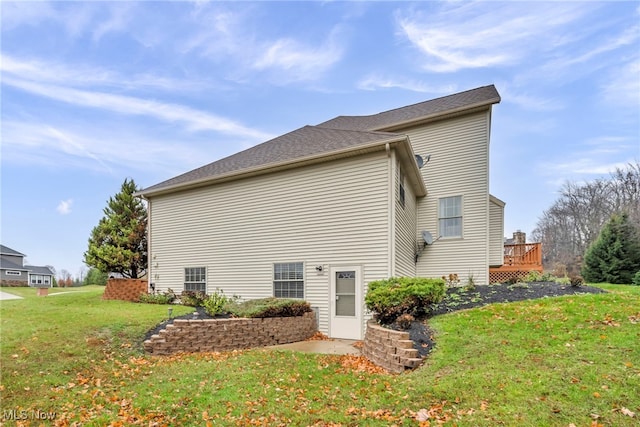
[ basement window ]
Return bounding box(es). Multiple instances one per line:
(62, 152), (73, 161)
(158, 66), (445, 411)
(184, 267), (206, 293)
(273, 262), (304, 298)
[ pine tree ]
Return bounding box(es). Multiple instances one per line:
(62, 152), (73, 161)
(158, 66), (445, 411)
(582, 212), (640, 284)
(84, 179), (147, 278)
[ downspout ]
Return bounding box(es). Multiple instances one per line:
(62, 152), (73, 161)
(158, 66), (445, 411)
(386, 143), (396, 278)
(140, 195), (152, 292)
(485, 109), (492, 286)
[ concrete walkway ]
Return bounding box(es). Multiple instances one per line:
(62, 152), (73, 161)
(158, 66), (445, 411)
(0, 290), (23, 300)
(267, 339), (361, 355)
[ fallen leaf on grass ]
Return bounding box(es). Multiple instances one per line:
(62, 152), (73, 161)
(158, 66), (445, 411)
(620, 407), (635, 417)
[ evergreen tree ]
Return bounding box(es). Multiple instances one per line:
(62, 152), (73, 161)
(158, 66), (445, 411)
(83, 268), (109, 286)
(582, 212), (640, 284)
(84, 179), (147, 278)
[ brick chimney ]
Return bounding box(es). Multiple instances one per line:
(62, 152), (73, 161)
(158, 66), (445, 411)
(513, 230), (526, 245)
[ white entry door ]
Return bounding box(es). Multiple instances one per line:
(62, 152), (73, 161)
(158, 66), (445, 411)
(329, 266), (362, 339)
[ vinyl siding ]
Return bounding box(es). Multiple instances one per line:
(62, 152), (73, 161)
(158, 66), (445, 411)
(406, 111), (492, 285)
(148, 151), (392, 336)
(394, 157), (417, 277)
(489, 196), (505, 268)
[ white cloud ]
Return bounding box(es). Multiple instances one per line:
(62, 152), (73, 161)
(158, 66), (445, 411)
(498, 85), (564, 112)
(357, 74), (457, 94)
(0, 120), (240, 176)
(92, 3), (132, 41)
(57, 199), (73, 215)
(0, 54), (210, 93)
(395, 2), (592, 73)
(2, 76), (272, 140)
(252, 34), (344, 82)
(601, 58), (640, 108)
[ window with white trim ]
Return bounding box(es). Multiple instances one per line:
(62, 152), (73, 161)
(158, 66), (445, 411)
(398, 165), (406, 208)
(439, 196), (463, 238)
(6, 271), (21, 276)
(184, 267), (206, 292)
(273, 262), (304, 298)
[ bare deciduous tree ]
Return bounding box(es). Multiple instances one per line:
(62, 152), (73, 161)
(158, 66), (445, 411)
(532, 161), (640, 275)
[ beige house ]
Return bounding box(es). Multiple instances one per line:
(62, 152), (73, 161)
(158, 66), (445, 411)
(138, 85), (505, 340)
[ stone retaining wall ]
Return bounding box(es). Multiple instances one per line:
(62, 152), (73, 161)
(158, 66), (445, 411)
(103, 278), (148, 302)
(0, 279), (28, 287)
(144, 311), (317, 355)
(362, 320), (423, 373)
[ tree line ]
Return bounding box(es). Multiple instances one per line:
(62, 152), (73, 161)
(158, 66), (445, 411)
(531, 161), (640, 279)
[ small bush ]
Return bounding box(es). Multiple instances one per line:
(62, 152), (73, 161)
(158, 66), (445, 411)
(139, 289), (176, 304)
(365, 277), (446, 325)
(570, 276), (584, 288)
(540, 271), (556, 282)
(523, 270), (556, 282)
(442, 273), (460, 287)
(227, 297), (312, 318)
(396, 313), (415, 330)
(633, 271), (640, 286)
(180, 290), (207, 307)
(555, 276), (571, 285)
(523, 271), (542, 282)
(203, 289), (236, 316)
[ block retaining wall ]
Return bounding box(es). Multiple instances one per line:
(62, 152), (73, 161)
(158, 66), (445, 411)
(103, 278), (148, 302)
(144, 311), (317, 355)
(0, 279), (28, 287)
(362, 320), (423, 373)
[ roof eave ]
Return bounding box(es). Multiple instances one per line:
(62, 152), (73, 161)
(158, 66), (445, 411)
(137, 135), (408, 198)
(374, 97), (501, 132)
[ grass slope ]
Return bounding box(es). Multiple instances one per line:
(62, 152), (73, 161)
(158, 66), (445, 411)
(0, 284), (638, 426)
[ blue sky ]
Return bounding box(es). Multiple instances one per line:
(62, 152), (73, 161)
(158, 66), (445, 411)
(1, 1), (639, 278)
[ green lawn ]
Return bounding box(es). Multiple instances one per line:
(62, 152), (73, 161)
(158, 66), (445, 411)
(1, 284), (638, 426)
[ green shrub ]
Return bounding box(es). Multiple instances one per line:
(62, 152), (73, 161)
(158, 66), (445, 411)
(227, 297), (312, 318)
(180, 290), (207, 307)
(203, 289), (235, 316)
(633, 271), (640, 286)
(139, 289), (176, 304)
(365, 277), (446, 325)
(523, 271), (543, 282)
(555, 276), (571, 285)
(540, 271), (556, 282)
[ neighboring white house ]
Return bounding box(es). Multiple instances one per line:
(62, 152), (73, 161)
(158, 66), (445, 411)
(137, 85), (505, 340)
(0, 245), (55, 287)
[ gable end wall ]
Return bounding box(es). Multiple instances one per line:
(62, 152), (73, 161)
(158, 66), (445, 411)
(148, 151), (392, 335)
(407, 111), (492, 286)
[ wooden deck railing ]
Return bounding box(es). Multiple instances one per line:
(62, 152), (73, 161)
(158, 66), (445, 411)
(489, 243), (543, 283)
(502, 243), (542, 268)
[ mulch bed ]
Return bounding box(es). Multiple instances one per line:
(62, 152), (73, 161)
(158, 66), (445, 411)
(143, 282), (607, 359)
(387, 282), (607, 358)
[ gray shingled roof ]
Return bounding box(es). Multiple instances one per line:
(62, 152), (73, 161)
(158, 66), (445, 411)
(0, 244), (26, 257)
(26, 265), (55, 275)
(318, 85), (500, 131)
(141, 125), (402, 195)
(140, 85), (500, 196)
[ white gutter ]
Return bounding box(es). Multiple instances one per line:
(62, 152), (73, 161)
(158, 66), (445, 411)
(137, 135), (409, 198)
